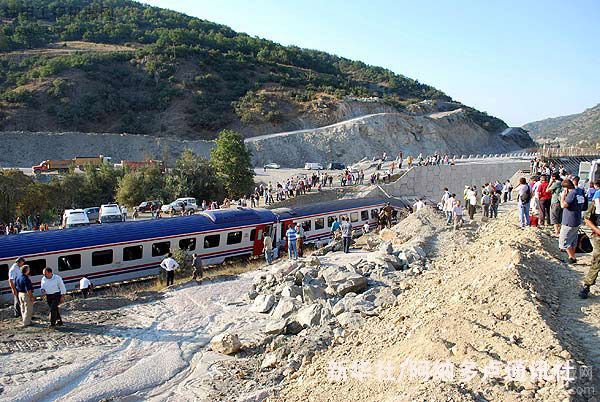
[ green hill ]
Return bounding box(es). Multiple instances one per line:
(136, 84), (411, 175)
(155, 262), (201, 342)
(0, 0), (508, 139)
(523, 104), (600, 147)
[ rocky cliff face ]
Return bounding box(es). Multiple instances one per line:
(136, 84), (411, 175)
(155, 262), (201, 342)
(0, 106), (533, 168)
(246, 109), (534, 167)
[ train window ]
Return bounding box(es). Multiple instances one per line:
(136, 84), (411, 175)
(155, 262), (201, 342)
(179, 238), (196, 251)
(92, 251), (113, 266)
(152, 242), (171, 257)
(315, 218), (325, 230)
(123, 245), (143, 261)
(327, 216), (337, 227)
(302, 220), (312, 232)
(28, 259), (47, 276)
(371, 209), (379, 219)
(250, 229), (256, 241)
(227, 231), (242, 245)
(0, 264), (8, 281)
(58, 254), (81, 272)
(361, 210), (369, 221)
(204, 234), (220, 249)
(350, 212), (359, 223)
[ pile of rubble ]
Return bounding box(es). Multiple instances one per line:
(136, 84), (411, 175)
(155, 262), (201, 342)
(208, 207), (445, 400)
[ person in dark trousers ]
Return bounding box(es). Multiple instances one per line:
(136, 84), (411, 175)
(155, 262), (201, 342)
(8, 257), (25, 318)
(160, 253), (179, 286)
(192, 253), (204, 281)
(340, 216), (352, 253)
(40, 267), (66, 328)
(579, 181), (600, 299)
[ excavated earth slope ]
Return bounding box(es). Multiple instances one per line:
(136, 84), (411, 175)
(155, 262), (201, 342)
(278, 206), (599, 401)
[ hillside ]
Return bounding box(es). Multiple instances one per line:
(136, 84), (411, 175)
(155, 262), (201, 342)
(523, 103), (600, 146)
(0, 0), (509, 140)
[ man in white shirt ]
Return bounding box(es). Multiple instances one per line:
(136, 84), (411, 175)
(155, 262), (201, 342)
(160, 253), (179, 286)
(413, 199), (425, 212)
(40, 267), (66, 327)
(443, 194), (455, 225)
(8, 257), (25, 318)
(80, 277), (93, 298)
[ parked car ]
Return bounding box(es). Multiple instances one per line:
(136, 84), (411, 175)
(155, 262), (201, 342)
(99, 204), (124, 224)
(327, 162), (346, 170)
(161, 197), (198, 213)
(62, 209), (90, 228)
(84, 207), (100, 223)
(263, 163), (281, 169)
(304, 163), (323, 170)
(137, 200), (161, 213)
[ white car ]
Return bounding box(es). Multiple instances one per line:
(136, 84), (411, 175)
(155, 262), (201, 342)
(62, 209), (90, 228)
(161, 197), (198, 213)
(99, 204), (125, 224)
(304, 163), (323, 170)
(263, 163), (281, 169)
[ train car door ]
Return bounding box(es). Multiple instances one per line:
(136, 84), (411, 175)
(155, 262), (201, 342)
(252, 224), (266, 257)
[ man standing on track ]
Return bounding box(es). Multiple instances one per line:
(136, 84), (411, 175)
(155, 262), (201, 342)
(40, 267), (66, 328)
(160, 253), (179, 286)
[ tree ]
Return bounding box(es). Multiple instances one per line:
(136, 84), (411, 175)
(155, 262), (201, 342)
(166, 149), (224, 202)
(0, 169), (32, 223)
(116, 165), (166, 207)
(210, 129), (254, 198)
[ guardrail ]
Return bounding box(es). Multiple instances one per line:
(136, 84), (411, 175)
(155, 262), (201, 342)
(534, 147), (599, 158)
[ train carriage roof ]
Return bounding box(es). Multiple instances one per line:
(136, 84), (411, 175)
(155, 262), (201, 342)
(271, 197), (410, 220)
(0, 208), (277, 260)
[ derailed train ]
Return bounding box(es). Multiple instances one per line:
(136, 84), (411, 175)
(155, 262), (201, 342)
(0, 198), (409, 302)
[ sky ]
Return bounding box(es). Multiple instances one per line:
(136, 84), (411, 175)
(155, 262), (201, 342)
(141, 0), (600, 126)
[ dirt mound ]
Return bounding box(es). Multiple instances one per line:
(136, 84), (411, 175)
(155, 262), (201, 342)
(278, 208), (595, 401)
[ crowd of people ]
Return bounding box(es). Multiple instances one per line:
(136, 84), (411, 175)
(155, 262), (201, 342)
(1, 215), (50, 235)
(513, 162), (599, 299)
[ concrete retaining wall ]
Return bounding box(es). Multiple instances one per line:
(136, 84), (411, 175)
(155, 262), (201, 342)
(374, 161), (529, 200)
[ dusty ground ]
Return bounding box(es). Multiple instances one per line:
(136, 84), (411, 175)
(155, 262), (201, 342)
(277, 205), (600, 401)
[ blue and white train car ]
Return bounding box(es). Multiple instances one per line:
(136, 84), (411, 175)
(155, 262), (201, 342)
(0, 198), (408, 302)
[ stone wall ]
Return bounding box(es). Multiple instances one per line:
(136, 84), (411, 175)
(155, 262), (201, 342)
(372, 160), (530, 200)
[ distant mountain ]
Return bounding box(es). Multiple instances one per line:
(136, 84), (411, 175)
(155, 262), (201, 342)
(0, 0), (509, 139)
(523, 104), (600, 146)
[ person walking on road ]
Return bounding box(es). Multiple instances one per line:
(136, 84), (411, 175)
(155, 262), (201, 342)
(192, 253), (204, 281)
(15, 265), (34, 327)
(452, 200), (464, 230)
(341, 216), (352, 253)
(8, 257), (25, 318)
(285, 224), (298, 260)
(40, 267), (66, 328)
(160, 253), (179, 286)
(580, 180), (600, 298)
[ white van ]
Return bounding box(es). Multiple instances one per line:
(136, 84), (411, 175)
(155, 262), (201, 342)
(304, 163), (323, 170)
(62, 209), (90, 228)
(99, 204), (124, 224)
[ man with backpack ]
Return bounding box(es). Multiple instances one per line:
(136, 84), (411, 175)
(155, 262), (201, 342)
(516, 177), (532, 228)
